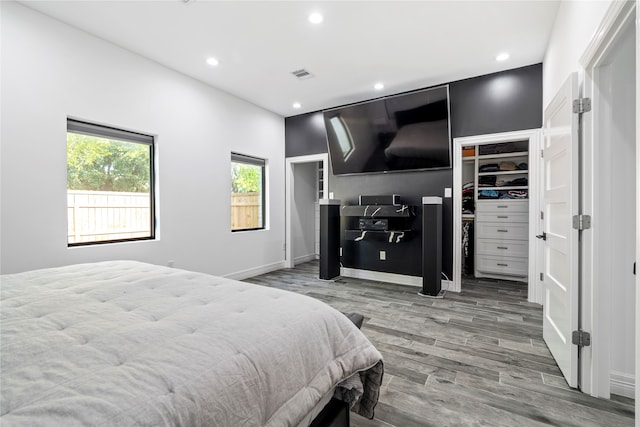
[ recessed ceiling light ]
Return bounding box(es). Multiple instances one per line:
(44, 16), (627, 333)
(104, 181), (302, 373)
(206, 57), (219, 66)
(293, 102), (302, 109)
(374, 82), (384, 90)
(496, 52), (510, 62)
(309, 12), (323, 24)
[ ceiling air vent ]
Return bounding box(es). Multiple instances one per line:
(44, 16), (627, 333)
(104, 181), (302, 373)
(291, 69), (314, 80)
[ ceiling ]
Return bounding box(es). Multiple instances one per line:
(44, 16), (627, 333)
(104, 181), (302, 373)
(20, 1), (560, 117)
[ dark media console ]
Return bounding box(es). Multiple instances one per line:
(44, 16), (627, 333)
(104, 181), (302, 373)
(336, 195), (444, 297)
(358, 218), (388, 231)
(342, 197), (414, 244)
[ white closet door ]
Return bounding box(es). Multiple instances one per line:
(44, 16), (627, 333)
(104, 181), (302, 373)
(542, 73), (580, 388)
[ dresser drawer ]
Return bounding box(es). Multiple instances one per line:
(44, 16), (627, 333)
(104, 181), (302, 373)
(475, 222), (529, 241)
(476, 212), (528, 223)
(476, 200), (528, 213)
(476, 239), (528, 257)
(476, 255), (528, 276)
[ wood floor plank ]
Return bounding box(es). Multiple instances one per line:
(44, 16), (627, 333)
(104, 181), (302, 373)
(243, 261), (635, 426)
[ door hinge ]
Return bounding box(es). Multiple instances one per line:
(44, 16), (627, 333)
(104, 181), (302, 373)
(540, 211), (544, 220)
(572, 214), (591, 230)
(540, 149), (544, 158)
(572, 330), (591, 347)
(539, 272), (544, 281)
(573, 98), (592, 114)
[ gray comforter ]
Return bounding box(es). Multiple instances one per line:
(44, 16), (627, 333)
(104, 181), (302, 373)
(0, 261), (383, 426)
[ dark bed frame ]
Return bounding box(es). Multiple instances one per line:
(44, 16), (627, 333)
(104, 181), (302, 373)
(308, 311), (366, 427)
(310, 398), (350, 427)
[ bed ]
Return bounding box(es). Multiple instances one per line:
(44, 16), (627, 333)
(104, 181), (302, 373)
(0, 261), (383, 426)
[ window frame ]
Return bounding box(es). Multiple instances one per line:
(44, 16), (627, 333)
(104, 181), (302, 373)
(230, 152), (266, 232)
(66, 118), (156, 247)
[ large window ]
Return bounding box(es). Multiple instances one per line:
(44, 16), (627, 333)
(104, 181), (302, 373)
(231, 153), (265, 231)
(67, 119), (155, 245)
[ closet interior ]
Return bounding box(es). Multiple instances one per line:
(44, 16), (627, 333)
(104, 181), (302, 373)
(461, 140), (529, 280)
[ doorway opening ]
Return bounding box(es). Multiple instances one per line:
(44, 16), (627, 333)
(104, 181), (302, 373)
(285, 153), (329, 269)
(452, 129), (542, 302)
(581, 2), (636, 399)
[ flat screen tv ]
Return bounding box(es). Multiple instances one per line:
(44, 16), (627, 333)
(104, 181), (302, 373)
(323, 85), (451, 175)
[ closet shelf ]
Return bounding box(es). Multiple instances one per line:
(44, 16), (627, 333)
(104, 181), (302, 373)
(478, 170), (528, 176)
(478, 186), (528, 191)
(477, 151), (528, 160)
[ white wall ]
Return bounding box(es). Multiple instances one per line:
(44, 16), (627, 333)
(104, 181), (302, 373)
(636, 0), (640, 415)
(543, 0), (612, 109)
(601, 19), (636, 395)
(0, 2), (285, 277)
(292, 162), (317, 263)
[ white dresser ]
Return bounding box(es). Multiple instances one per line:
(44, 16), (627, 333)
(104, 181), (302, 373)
(472, 142), (529, 280)
(475, 200), (529, 278)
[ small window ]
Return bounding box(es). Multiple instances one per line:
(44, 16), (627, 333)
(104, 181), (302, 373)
(67, 119), (155, 246)
(231, 153), (265, 231)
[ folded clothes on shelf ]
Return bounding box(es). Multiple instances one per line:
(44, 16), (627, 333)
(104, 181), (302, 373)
(517, 162), (528, 170)
(499, 161), (517, 171)
(478, 141), (528, 155)
(499, 190), (528, 199)
(505, 177), (528, 186)
(509, 190), (528, 198)
(478, 190), (500, 199)
(479, 163), (499, 172)
(479, 175), (497, 186)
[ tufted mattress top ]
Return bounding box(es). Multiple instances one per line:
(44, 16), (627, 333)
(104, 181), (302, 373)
(0, 261), (383, 426)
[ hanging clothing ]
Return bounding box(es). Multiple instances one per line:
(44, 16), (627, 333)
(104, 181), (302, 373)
(462, 221), (474, 275)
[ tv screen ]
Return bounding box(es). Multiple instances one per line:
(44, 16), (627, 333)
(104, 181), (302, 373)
(323, 85), (451, 175)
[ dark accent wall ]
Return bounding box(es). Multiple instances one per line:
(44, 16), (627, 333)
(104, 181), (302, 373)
(285, 112), (328, 157)
(285, 64), (542, 280)
(450, 64), (542, 138)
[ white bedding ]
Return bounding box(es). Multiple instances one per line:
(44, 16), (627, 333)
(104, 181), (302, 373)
(0, 261), (383, 426)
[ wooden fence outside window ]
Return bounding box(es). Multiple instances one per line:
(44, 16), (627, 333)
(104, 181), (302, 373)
(231, 192), (261, 230)
(67, 190), (151, 244)
(67, 190), (261, 243)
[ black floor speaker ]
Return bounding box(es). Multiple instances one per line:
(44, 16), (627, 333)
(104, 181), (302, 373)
(319, 199), (341, 280)
(420, 196), (444, 298)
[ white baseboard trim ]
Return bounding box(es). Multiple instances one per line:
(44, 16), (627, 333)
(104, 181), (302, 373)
(341, 268), (453, 290)
(610, 371), (635, 399)
(341, 267), (421, 286)
(223, 261), (286, 281)
(294, 254), (317, 265)
(441, 280), (454, 291)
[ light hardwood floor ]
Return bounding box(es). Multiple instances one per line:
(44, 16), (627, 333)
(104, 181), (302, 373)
(243, 260), (635, 427)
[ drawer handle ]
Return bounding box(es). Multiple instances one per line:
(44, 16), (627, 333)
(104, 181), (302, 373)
(497, 246), (508, 250)
(497, 216), (509, 219)
(497, 263), (508, 267)
(497, 205), (508, 208)
(497, 229), (508, 232)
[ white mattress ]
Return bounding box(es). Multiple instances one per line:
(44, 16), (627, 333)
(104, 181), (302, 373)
(0, 261), (383, 426)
